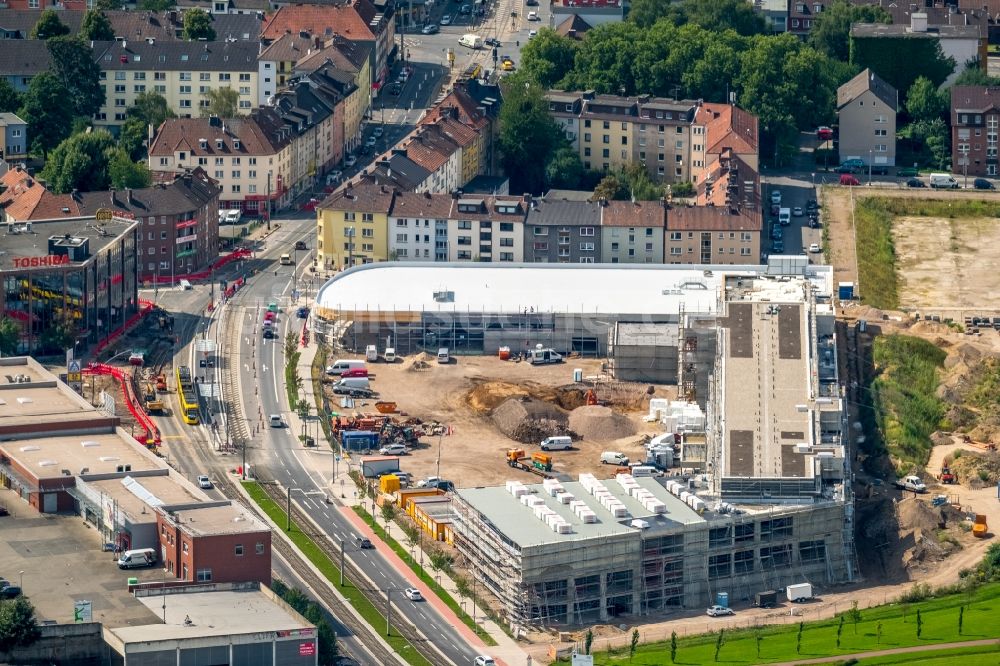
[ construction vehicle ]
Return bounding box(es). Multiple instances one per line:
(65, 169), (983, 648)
(506, 449), (554, 477)
(585, 389), (598, 406)
(973, 514), (988, 538)
(939, 466), (955, 484)
(141, 381), (166, 414)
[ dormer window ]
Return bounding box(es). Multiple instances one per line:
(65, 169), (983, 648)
(216, 139), (224, 149)
(199, 138), (207, 149)
(234, 139), (241, 149)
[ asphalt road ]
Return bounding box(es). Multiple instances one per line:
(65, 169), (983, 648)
(149, 217), (481, 666)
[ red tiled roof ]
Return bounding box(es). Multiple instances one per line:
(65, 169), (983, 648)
(390, 191), (454, 218)
(429, 115), (479, 148)
(698, 103), (759, 157)
(262, 3), (375, 42)
(149, 112), (290, 157)
(422, 88), (489, 131)
(668, 205), (761, 232)
(319, 177), (394, 212)
(0, 167), (46, 221)
(601, 200), (664, 228)
(402, 125), (460, 173)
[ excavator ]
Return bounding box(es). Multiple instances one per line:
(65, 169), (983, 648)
(585, 389), (598, 406)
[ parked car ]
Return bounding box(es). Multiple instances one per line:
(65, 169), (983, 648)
(484, 37), (501, 47)
(459, 3), (471, 13)
(379, 443), (407, 456)
(501, 59), (515, 71)
(808, 243), (821, 253)
(974, 178), (995, 190)
(440, 14), (452, 24)
(770, 190), (781, 205)
(897, 166), (919, 177)
(404, 587), (423, 601)
(816, 126), (834, 140)
(806, 199), (818, 212)
(421, 23), (439, 34)
(344, 154), (357, 167)
(197, 475), (212, 489)
(302, 198), (320, 212)
(792, 207), (803, 217)
(474, 657), (497, 666)
(372, 126), (384, 138)
(771, 239), (785, 253)
(906, 177), (926, 188)
(771, 226), (783, 240)
(364, 137), (377, 149)
(528, 29), (537, 37)
(840, 174), (860, 186)
(707, 605), (734, 617)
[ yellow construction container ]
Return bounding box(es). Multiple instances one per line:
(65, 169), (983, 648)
(380, 474), (401, 494)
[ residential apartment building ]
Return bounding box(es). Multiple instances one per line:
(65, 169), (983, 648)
(523, 196), (603, 263)
(951, 85), (1000, 177)
(257, 31), (325, 104)
(600, 200), (665, 264)
(368, 151), (433, 191)
(551, 0), (623, 27)
(664, 208), (761, 264)
(787, 0), (825, 37)
(422, 84), (496, 180)
(149, 113), (293, 215)
(94, 39), (259, 128)
(756, 0), (788, 33)
(400, 123), (462, 194)
(0, 9), (83, 39)
(447, 194), (528, 262)
(295, 38), (373, 153)
(261, 0), (394, 87)
(316, 178), (394, 269)
(388, 191), (452, 261)
(1, 0), (86, 10)
(545, 91), (755, 186)
(0, 112), (27, 161)
(837, 68), (897, 168)
(0, 39), (50, 92)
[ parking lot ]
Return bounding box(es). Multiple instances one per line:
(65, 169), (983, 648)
(764, 182), (824, 261)
(0, 488), (163, 627)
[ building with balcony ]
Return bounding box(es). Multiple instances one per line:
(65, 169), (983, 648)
(837, 68), (898, 169)
(316, 177), (395, 269)
(523, 195), (604, 263)
(600, 200), (665, 264)
(951, 85), (1000, 177)
(93, 39), (259, 129)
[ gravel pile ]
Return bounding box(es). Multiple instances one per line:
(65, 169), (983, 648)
(492, 398), (570, 443)
(568, 405), (636, 441)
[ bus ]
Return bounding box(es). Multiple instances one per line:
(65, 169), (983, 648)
(175, 366), (200, 425)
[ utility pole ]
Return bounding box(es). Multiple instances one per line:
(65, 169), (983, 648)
(286, 486), (291, 531)
(339, 539), (345, 586)
(266, 171), (273, 231)
(385, 588), (391, 636)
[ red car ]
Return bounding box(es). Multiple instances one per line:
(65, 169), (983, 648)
(839, 174), (860, 186)
(341, 367), (369, 378)
(264, 311), (276, 321)
(302, 198), (320, 212)
(817, 126), (834, 141)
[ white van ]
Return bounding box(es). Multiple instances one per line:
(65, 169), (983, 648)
(179, 279), (192, 290)
(223, 210), (242, 225)
(384, 347), (396, 363)
(630, 465), (657, 477)
(326, 359), (366, 375)
(459, 34), (483, 49)
(930, 173), (959, 189)
(601, 451), (629, 465)
(365, 345), (378, 362)
(333, 376), (371, 394)
(540, 435), (572, 451)
(778, 207), (791, 226)
(280, 254), (293, 265)
(437, 348), (450, 364)
(117, 548), (156, 569)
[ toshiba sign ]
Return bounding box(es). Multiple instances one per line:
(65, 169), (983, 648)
(12, 255), (71, 268)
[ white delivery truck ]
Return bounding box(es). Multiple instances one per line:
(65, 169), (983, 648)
(778, 207), (791, 226)
(929, 173), (959, 189)
(786, 583), (813, 603)
(459, 34), (483, 49)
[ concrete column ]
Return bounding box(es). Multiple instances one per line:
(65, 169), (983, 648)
(598, 573), (608, 622)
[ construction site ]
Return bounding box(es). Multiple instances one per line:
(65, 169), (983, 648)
(314, 259), (860, 630)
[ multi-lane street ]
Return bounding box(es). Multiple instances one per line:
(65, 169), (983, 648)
(146, 216), (485, 666)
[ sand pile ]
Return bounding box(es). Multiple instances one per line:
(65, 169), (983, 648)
(492, 397), (571, 443)
(568, 405), (636, 441)
(467, 379), (587, 414)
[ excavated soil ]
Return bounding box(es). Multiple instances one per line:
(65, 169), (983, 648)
(568, 405), (636, 441)
(491, 397), (572, 443)
(466, 379), (587, 414)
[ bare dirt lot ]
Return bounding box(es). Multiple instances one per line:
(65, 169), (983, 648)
(893, 215), (1000, 310)
(330, 355), (666, 488)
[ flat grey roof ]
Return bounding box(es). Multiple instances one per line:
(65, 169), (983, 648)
(0, 217), (136, 272)
(457, 476), (704, 548)
(109, 588), (311, 643)
(1, 431), (164, 480)
(720, 277), (813, 478)
(162, 502), (270, 537)
(615, 322), (679, 347)
(84, 473), (209, 522)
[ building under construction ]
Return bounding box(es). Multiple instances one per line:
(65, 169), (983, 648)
(448, 258), (855, 629)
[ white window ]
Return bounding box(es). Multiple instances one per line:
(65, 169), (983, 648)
(396, 233), (408, 242)
(196, 569), (212, 582)
(874, 144), (887, 152)
(579, 242), (594, 251)
(579, 257), (594, 263)
(579, 227), (594, 236)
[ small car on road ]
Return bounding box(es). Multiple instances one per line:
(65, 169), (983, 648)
(421, 23), (439, 34)
(974, 177), (995, 190)
(707, 605), (734, 617)
(379, 443), (407, 456)
(343, 154), (357, 168)
(906, 177), (925, 188)
(404, 587), (423, 601)
(792, 206), (803, 217)
(197, 475), (213, 489)
(808, 243), (821, 253)
(440, 14), (452, 25)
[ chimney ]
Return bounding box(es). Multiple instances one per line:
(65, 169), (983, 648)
(109, 188), (117, 206)
(126, 188), (133, 205)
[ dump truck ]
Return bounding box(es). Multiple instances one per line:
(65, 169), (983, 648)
(506, 449), (554, 477)
(939, 466), (955, 484)
(973, 514), (988, 538)
(142, 381), (166, 414)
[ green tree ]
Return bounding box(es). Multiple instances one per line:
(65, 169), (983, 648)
(627, 0), (672, 28)
(108, 147), (152, 189)
(380, 502), (395, 526)
(0, 597), (41, 652)
(315, 617), (339, 663)
(498, 75), (562, 193)
(41, 131), (118, 193)
(202, 87), (239, 118)
(80, 9), (115, 41)
(959, 605), (964, 635)
(905, 118), (950, 169)
(545, 146), (584, 189)
(19, 73), (73, 157)
(0, 78), (20, 114)
(30, 9), (70, 40)
(518, 28), (576, 88)
(38, 310), (76, 353)
(0, 317), (20, 355)
(754, 630), (763, 657)
(130, 90), (175, 128)
(808, 0), (890, 61)
(668, 0), (766, 37)
(849, 600), (862, 634)
(796, 621), (803, 654)
(119, 118), (149, 161)
(906, 76), (948, 123)
(630, 628), (639, 661)
(584, 628), (593, 655)
(138, 0), (172, 9)
(952, 64), (998, 87)
(836, 614), (844, 648)
(95, 0), (123, 9)
(47, 36), (106, 118)
(851, 36), (954, 102)
(916, 608), (923, 638)
(594, 173), (624, 201)
(562, 21), (643, 94)
(183, 9), (216, 41)
(670, 630), (677, 663)
(876, 621), (883, 646)
(713, 628), (725, 662)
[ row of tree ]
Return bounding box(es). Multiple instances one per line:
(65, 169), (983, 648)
(31, 6), (216, 42)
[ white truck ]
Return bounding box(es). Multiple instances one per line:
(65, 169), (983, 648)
(778, 207), (791, 226)
(894, 475), (927, 493)
(459, 34), (483, 49)
(786, 582), (813, 603)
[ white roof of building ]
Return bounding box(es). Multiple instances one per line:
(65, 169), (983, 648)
(316, 262), (753, 316)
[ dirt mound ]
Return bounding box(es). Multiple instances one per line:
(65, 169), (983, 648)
(950, 450), (1000, 486)
(568, 405), (636, 441)
(405, 352), (434, 372)
(466, 379), (587, 414)
(491, 397), (571, 443)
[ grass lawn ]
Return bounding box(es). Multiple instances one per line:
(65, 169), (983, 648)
(807, 643), (1000, 666)
(353, 506), (498, 646)
(243, 482), (433, 666)
(573, 583), (1000, 665)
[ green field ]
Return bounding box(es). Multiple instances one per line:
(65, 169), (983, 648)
(243, 482), (433, 666)
(570, 583), (1000, 665)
